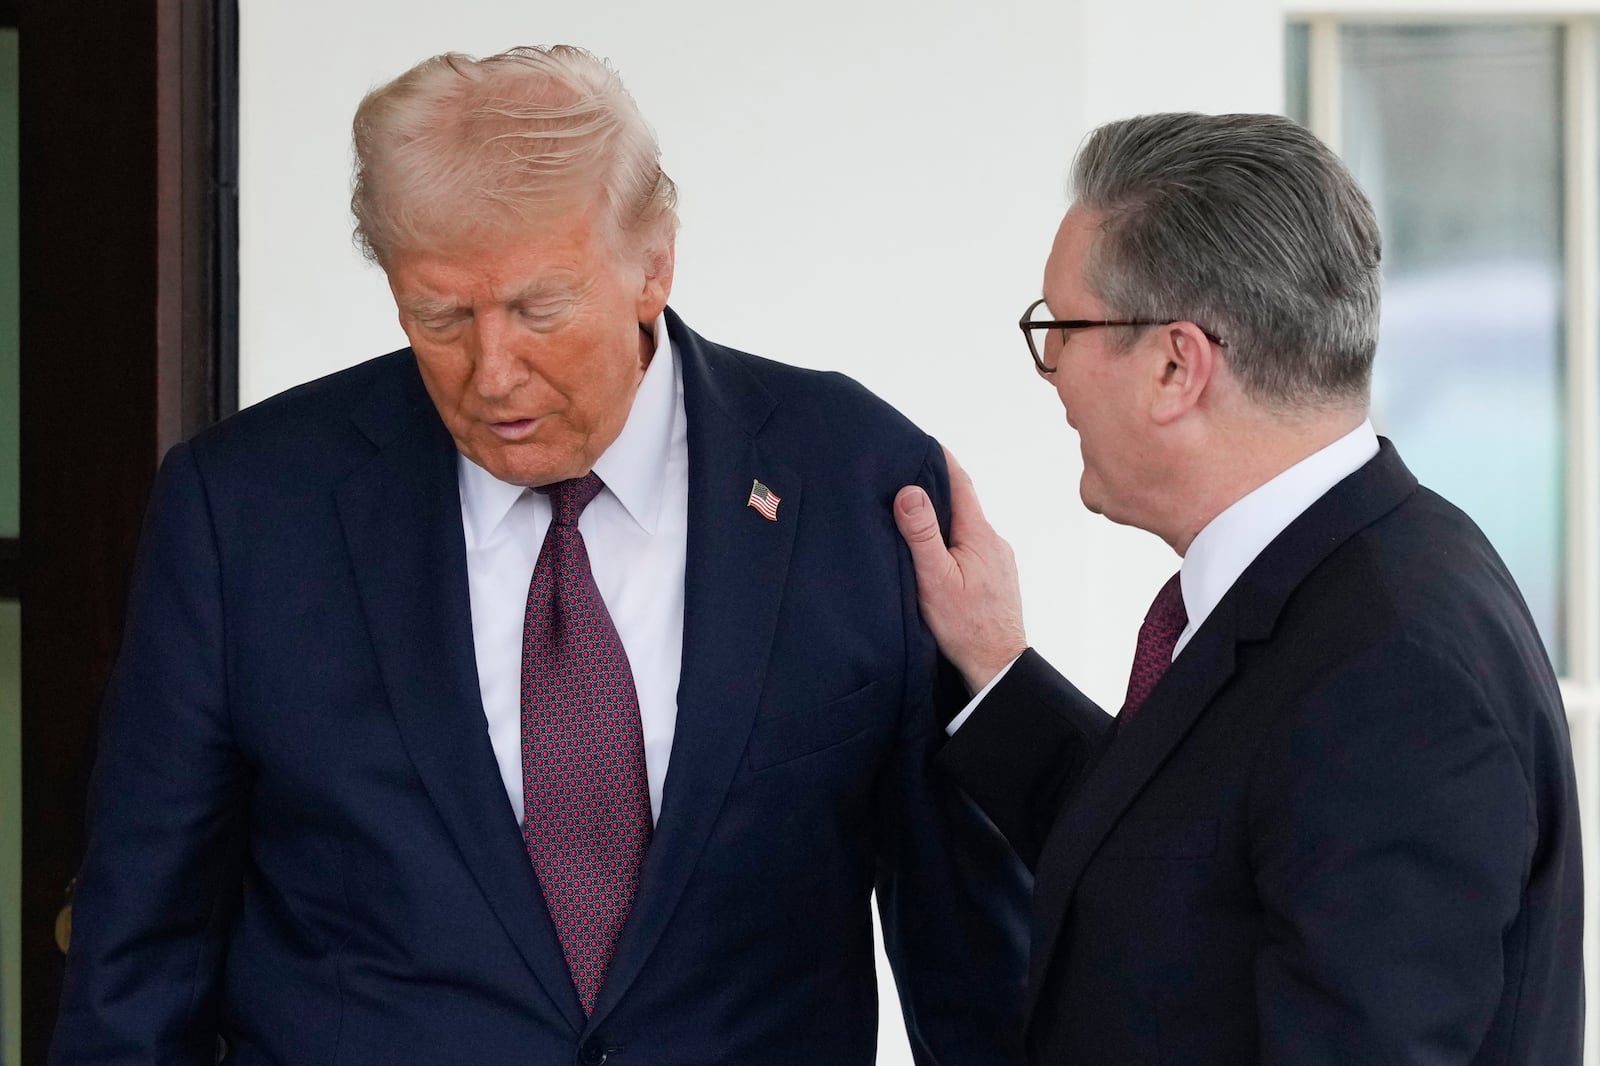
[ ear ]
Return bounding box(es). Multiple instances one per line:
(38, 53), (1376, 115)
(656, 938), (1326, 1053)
(636, 233), (676, 324)
(1148, 321), (1217, 426)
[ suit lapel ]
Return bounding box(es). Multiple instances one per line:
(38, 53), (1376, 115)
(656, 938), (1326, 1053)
(1021, 613), (1241, 1023)
(336, 362), (587, 1033)
(1021, 439), (1421, 1033)
(589, 312), (799, 1027)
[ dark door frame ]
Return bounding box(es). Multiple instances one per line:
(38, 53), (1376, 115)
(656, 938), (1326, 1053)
(18, 0), (236, 1059)
(0, 0), (19, 613)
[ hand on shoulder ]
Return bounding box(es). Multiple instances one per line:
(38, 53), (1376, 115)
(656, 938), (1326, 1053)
(894, 447), (1028, 693)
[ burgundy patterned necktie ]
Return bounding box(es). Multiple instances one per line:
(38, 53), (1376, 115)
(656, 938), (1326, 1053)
(1120, 571), (1188, 717)
(520, 472), (652, 1016)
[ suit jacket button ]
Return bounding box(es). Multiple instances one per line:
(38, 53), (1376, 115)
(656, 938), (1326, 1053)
(578, 1038), (609, 1065)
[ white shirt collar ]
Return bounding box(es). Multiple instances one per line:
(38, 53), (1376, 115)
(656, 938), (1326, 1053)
(457, 313), (676, 547)
(1174, 419), (1380, 657)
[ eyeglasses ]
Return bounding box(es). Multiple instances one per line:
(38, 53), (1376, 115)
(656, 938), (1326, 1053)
(1019, 297), (1227, 375)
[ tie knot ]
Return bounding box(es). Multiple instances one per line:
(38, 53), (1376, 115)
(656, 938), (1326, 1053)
(1120, 570), (1188, 717)
(1144, 571), (1188, 638)
(542, 472), (605, 527)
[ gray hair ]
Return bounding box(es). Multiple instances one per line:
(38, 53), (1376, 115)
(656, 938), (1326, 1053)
(351, 45), (678, 266)
(1071, 112), (1382, 408)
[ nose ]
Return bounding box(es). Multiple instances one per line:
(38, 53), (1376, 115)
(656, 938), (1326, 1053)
(468, 311), (530, 401)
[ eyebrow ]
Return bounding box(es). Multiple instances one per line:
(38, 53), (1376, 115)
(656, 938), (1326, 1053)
(506, 277), (586, 306)
(397, 295), (465, 320)
(396, 275), (591, 319)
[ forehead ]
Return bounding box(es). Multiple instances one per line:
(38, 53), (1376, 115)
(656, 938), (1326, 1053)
(1042, 204), (1104, 311)
(386, 204), (623, 304)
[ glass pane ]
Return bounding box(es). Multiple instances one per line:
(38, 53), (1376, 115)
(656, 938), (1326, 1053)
(1342, 24), (1567, 671)
(1285, 21), (1311, 126)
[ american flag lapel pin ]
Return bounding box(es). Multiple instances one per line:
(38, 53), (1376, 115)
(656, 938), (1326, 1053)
(747, 479), (781, 521)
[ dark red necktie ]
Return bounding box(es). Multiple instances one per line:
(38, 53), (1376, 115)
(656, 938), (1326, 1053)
(520, 472), (652, 1015)
(1120, 571), (1187, 717)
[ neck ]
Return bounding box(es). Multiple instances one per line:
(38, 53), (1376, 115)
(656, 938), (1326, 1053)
(1163, 404), (1366, 556)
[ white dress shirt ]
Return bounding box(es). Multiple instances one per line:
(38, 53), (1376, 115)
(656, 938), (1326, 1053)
(949, 420), (1379, 732)
(1173, 419), (1378, 657)
(458, 315), (688, 823)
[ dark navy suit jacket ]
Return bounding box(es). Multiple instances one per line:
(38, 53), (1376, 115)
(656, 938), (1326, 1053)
(52, 311), (1029, 1065)
(941, 442), (1583, 1065)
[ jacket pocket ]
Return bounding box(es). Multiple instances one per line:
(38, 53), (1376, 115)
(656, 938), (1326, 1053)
(745, 676), (894, 770)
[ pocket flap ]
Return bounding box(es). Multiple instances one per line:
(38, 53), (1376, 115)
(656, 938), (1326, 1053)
(746, 675), (894, 770)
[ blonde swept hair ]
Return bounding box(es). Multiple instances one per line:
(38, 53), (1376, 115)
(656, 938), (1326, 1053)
(351, 45), (678, 266)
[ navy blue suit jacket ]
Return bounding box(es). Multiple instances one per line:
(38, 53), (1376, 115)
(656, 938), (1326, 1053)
(53, 311), (1029, 1065)
(941, 442), (1583, 1064)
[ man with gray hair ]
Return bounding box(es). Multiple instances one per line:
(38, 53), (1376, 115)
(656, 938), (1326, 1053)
(52, 46), (1028, 1065)
(895, 112), (1582, 1063)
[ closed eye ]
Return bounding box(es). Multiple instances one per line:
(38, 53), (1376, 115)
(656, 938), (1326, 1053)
(415, 312), (468, 334)
(513, 301), (574, 328)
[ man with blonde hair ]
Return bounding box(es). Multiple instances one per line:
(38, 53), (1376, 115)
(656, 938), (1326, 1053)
(53, 46), (1027, 1065)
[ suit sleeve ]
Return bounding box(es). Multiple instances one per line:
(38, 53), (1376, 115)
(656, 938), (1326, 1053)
(873, 439), (1031, 1066)
(1248, 638), (1532, 1064)
(52, 442), (247, 1064)
(936, 653), (1113, 870)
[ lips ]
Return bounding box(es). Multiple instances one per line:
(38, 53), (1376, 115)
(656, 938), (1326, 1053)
(488, 418), (539, 441)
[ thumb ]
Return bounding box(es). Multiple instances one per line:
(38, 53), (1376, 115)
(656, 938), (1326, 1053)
(894, 486), (953, 580)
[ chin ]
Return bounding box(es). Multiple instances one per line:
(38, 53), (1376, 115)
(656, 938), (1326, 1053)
(466, 445), (567, 489)
(1078, 477), (1104, 517)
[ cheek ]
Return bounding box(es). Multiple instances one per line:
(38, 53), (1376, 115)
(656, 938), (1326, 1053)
(549, 328), (639, 423)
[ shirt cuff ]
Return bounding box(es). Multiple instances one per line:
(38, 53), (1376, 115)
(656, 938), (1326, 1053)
(944, 655), (1023, 736)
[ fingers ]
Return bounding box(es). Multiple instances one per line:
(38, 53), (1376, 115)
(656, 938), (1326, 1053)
(942, 447), (994, 548)
(894, 485), (953, 580)
(895, 455), (1029, 693)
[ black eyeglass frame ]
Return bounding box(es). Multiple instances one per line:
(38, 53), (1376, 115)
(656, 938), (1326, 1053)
(1020, 297), (1227, 375)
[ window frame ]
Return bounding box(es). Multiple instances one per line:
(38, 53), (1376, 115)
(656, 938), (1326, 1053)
(1294, 16), (1600, 1063)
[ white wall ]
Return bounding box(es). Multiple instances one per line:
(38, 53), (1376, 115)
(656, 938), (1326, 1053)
(239, 1), (1285, 1059)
